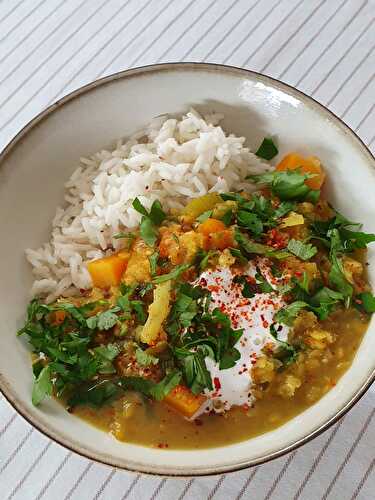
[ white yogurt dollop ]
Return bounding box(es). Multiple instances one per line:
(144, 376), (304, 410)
(194, 258), (289, 416)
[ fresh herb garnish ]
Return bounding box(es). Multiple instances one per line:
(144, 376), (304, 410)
(235, 229), (290, 259)
(135, 347), (159, 366)
(233, 275), (256, 298)
(247, 169), (319, 202)
(274, 301), (308, 326)
(269, 324), (299, 366)
(119, 371), (182, 401)
(255, 269), (274, 293)
(358, 292), (375, 313)
(113, 232), (136, 248)
(221, 209), (233, 226)
(237, 210), (263, 236)
(255, 137), (278, 160)
(196, 210), (213, 223)
(287, 239), (318, 261)
(148, 251), (159, 276)
(132, 198), (166, 246)
(32, 365), (53, 406)
(152, 263), (191, 284)
(18, 299), (123, 406)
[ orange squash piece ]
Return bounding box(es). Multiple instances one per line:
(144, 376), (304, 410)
(52, 310), (66, 325)
(205, 230), (234, 251)
(87, 253), (129, 288)
(197, 218), (226, 235)
(164, 384), (206, 418)
(276, 153), (325, 190)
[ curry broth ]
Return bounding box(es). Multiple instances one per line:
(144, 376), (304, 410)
(74, 309), (368, 449)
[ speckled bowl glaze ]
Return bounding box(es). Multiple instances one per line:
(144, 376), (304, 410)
(0, 63), (374, 476)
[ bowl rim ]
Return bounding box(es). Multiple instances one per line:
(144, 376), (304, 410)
(0, 61), (374, 477)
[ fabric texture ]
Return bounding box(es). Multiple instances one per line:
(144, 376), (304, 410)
(0, 0), (374, 498)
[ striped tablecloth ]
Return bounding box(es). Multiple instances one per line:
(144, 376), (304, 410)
(0, 1), (374, 498)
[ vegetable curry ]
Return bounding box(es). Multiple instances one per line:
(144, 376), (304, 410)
(19, 151), (375, 449)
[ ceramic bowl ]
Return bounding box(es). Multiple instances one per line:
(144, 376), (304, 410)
(0, 63), (374, 476)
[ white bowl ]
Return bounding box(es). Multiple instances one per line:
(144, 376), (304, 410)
(0, 63), (374, 476)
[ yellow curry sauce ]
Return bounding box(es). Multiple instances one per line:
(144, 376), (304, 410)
(19, 152), (374, 449)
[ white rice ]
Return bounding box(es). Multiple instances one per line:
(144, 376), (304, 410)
(26, 108), (272, 303)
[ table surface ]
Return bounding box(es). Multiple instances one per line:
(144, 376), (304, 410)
(0, 1), (374, 499)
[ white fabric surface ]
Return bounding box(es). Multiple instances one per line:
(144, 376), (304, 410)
(0, 1), (374, 499)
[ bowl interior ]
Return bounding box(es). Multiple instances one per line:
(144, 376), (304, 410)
(0, 64), (374, 475)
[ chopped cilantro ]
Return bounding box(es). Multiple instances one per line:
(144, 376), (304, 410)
(269, 324), (299, 366)
(255, 269), (274, 293)
(132, 198), (166, 246)
(233, 275), (256, 298)
(93, 344), (120, 374)
(255, 137), (278, 160)
(274, 301), (308, 326)
(248, 169), (319, 202)
(68, 380), (121, 409)
(358, 292), (375, 313)
(237, 210), (263, 236)
(119, 371), (182, 401)
(148, 251), (159, 276)
(221, 209), (233, 226)
(152, 263), (191, 284)
(196, 210), (213, 223)
(32, 365), (53, 406)
(135, 347), (159, 366)
(113, 232), (136, 248)
(287, 239), (318, 261)
(235, 229), (290, 259)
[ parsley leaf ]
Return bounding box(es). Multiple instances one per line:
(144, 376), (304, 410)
(113, 232), (136, 248)
(148, 251), (159, 276)
(93, 344), (120, 374)
(287, 239), (318, 261)
(135, 347), (159, 366)
(235, 229), (290, 259)
(140, 217), (158, 246)
(32, 365), (53, 406)
(248, 169), (319, 202)
(255, 137), (278, 160)
(194, 249), (217, 271)
(358, 292), (375, 313)
(68, 380), (121, 409)
(196, 210), (213, 223)
(255, 270), (274, 293)
(119, 371), (182, 401)
(233, 275), (256, 298)
(274, 301), (309, 326)
(132, 198), (166, 246)
(328, 254), (353, 302)
(269, 324), (299, 366)
(221, 209), (233, 226)
(174, 349), (212, 394)
(237, 210), (263, 236)
(152, 263), (191, 284)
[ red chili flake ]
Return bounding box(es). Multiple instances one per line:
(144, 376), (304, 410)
(213, 377), (221, 390)
(262, 320), (269, 328)
(294, 271), (302, 277)
(199, 277), (207, 287)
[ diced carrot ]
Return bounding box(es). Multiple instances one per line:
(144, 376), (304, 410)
(205, 230), (234, 251)
(276, 153), (325, 190)
(164, 384), (206, 418)
(198, 218), (226, 235)
(87, 254), (128, 288)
